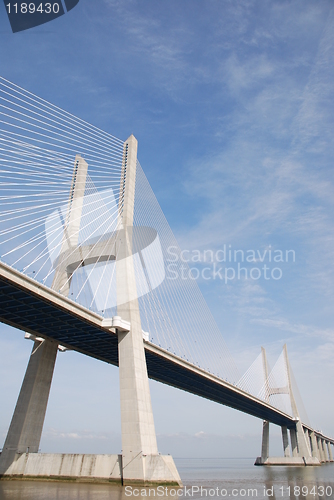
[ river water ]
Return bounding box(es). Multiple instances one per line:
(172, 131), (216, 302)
(0, 458), (333, 500)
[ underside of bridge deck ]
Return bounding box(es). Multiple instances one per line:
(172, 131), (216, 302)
(0, 266), (295, 429)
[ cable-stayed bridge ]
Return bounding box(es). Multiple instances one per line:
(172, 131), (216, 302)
(0, 78), (333, 485)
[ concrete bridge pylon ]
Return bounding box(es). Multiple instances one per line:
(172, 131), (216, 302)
(0, 154), (88, 475)
(0, 139), (181, 485)
(115, 135), (181, 484)
(255, 345), (320, 466)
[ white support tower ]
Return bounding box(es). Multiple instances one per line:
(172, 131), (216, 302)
(0, 155), (88, 475)
(0, 138), (181, 485)
(283, 345), (312, 460)
(260, 347), (270, 462)
(116, 135), (181, 485)
(255, 344), (320, 466)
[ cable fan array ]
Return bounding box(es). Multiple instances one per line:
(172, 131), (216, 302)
(0, 77), (239, 385)
(133, 162), (239, 383)
(236, 347), (311, 422)
(0, 77), (124, 304)
(0, 77), (310, 420)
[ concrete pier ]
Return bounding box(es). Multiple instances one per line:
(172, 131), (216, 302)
(0, 340), (58, 474)
(296, 420), (311, 458)
(322, 439), (330, 462)
(261, 421), (270, 462)
(0, 453), (180, 485)
(255, 425), (321, 466)
(116, 136), (181, 485)
(281, 426), (290, 457)
(310, 431), (320, 461)
(1, 155), (90, 479)
(0, 453), (122, 483)
(255, 456), (321, 466)
(318, 439), (324, 461)
(289, 428), (298, 457)
(255, 346), (322, 467)
(0, 155), (87, 472)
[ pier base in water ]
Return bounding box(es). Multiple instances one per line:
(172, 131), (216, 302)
(0, 453), (182, 485)
(255, 456), (321, 466)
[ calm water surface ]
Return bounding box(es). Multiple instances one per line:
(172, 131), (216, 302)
(0, 458), (333, 500)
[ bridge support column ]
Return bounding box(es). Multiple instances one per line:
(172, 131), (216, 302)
(327, 442), (334, 462)
(0, 339), (58, 474)
(282, 347), (313, 462)
(317, 437), (325, 462)
(116, 136), (181, 485)
(321, 440), (328, 462)
(304, 428), (311, 453)
(290, 428), (299, 457)
(261, 421), (270, 461)
(281, 426), (290, 457)
(310, 431), (320, 461)
(0, 154), (88, 477)
(320, 440), (326, 462)
(295, 421), (312, 459)
(322, 440), (330, 462)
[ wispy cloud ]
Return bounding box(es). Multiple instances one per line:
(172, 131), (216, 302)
(252, 317), (334, 343)
(44, 428), (112, 440)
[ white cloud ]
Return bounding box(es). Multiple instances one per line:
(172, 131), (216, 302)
(251, 317), (334, 343)
(44, 428), (111, 441)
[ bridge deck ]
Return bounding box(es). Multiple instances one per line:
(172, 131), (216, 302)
(0, 261), (311, 431)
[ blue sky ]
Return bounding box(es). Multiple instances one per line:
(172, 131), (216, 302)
(1, 0), (334, 458)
